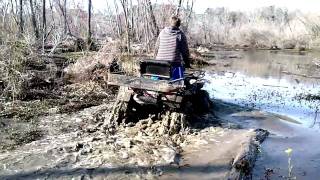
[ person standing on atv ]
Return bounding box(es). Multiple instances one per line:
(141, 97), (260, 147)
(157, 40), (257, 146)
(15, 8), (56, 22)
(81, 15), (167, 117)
(154, 16), (191, 80)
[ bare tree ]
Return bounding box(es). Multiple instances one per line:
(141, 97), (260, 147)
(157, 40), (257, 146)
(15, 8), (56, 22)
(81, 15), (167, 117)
(48, 0), (55, 25)
(185, 0), (194, 31)
(41, 0), (47, 53)
(29, 0), (40, 38)
(119, 0), (130, 53)
(113, 0), (122, 38)
(19, 0), (23, 36)
(57, 0), (69, 34)
(87, 0), (92, 48)
(145, 0), (159, 36)
(176, 0), (183, 15)
(0, 2), (9, 31)
(129, 0), (134, 38)
(9, 0), (18, 28)
(63, 0), (67, 33)
(42, 0), (46, 34)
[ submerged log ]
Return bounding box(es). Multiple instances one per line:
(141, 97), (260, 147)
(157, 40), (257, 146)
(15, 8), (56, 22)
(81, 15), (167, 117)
(282, 71), (320, 79)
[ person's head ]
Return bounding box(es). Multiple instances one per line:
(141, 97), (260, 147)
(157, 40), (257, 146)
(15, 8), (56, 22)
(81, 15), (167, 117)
(170, 16), (181, 28)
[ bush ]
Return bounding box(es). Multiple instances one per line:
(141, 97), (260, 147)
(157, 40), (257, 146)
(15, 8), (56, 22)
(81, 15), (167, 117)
(0, 41), (32, 100)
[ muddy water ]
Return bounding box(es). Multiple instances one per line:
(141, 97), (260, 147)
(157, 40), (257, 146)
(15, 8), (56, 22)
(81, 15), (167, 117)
(203, 50), (320, 179)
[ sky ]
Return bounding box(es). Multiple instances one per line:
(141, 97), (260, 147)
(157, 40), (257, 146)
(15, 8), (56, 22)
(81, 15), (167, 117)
(75, 0), (320, 14)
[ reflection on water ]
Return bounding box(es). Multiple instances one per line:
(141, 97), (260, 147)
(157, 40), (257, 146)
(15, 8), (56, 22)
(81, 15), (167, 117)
(207, 50), (320, 85)
(204, 50), (320, 126)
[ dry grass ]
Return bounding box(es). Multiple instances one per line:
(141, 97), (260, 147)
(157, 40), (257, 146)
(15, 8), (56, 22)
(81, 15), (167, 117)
(0, 41), (33, 100)
(190, 9), (320, 49)
(227, 19), (311, 49)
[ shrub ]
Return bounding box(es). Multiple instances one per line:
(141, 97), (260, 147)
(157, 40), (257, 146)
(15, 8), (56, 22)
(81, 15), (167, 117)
(0, 41), (32, 100)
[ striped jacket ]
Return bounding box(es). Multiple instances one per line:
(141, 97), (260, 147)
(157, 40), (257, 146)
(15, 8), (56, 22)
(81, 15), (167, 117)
(154, 27), (190, 67)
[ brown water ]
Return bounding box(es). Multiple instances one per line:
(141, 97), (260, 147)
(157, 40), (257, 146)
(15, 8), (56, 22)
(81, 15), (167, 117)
(204, 49), (320, 179)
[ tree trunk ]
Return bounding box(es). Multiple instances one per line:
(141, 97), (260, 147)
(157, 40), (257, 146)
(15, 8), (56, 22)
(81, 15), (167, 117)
(130, 0), (134, 38)
(63, 0), (69, 34)
(142, 2), (151, 52)
(29, 0), (40, 39)
(87, 0), (92, 49)
(113, 0), (122, 38)
(42, 0), (47, 53)
(145, 0), (159, 36)
(48, 0), (55, 25)
(135, 1), (141, 42)
(19, 0), (23, 36)
(184, 0), (194, 33)
(56, 0), (70, 34)
(176, 0), (183, 16)
(42, 0), (46, 33)
(120, 0), (130, 54)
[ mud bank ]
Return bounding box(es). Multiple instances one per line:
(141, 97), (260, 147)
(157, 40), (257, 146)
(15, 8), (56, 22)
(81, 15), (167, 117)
(0, 99), (268, 179)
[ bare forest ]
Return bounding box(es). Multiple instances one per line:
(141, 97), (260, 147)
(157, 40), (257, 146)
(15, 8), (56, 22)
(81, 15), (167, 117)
(1, 0), (320, 51)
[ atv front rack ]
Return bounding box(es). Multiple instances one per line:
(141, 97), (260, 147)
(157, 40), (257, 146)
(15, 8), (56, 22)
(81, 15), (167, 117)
(107, 73), (184, 93)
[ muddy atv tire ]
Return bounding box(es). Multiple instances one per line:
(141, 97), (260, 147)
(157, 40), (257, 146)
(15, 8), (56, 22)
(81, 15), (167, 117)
(192, 90), (212, 114)
(108, 87), (133, 125)
(158, 111), (188, 135)
(109, 100), (129, 124)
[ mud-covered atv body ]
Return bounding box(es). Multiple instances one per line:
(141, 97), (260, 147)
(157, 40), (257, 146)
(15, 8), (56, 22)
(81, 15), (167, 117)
(107, 59), (211, 125)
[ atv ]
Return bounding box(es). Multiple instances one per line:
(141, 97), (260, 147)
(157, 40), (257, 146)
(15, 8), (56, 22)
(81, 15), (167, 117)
(107, 59), (212, 126)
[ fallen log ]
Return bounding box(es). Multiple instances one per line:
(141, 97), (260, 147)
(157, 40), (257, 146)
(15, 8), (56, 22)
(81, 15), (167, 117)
(227, 129), (269, 179)
(282, 71), (320, 79)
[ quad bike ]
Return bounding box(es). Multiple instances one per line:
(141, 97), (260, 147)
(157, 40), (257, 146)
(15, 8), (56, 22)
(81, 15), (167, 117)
(107, 59), (212, 128)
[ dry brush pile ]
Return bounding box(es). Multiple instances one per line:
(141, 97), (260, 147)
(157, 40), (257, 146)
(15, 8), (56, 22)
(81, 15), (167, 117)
(0, 41), (32, 101)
